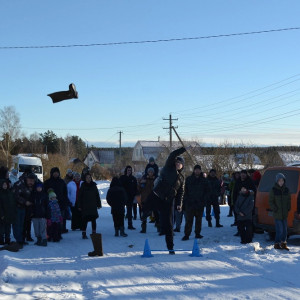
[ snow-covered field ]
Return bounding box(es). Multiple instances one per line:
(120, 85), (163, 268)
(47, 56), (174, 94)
(1, 180), (300, 299)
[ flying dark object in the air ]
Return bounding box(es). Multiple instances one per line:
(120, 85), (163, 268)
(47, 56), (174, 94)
(48, 83), (78, 103)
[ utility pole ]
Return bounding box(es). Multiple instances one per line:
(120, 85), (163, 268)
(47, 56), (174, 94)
(163, 114), (178, 148)
(118, 131), (123, 162)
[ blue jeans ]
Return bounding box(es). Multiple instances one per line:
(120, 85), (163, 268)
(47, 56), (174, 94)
(275, 219), (287, 244)
(13, 208), (26, 243)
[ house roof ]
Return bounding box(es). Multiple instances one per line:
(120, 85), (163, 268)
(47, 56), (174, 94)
(137, 140), (200, 148)
(90, 150), (115, 164)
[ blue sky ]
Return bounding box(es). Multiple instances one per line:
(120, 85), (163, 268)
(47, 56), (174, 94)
(1, 1), (300, 147)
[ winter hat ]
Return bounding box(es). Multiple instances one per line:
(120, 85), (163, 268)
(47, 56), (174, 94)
(48, 191), (57, 199)
(67, 169), (73, 174)
(36, 182), (43, 189)
(149, 157), (155, 163)
(73, 172), (81, 178)
(147, 167), (155, 174)
(241, 170), (248, 175)
(223, 173), (230, 179)
(176, 156), (185, 165)
(276, 173), (286, 183)
(193, 164), (202, 171)
(50, 167), (60, 176)
(209, 169), (216, 174)
(27, 173), (36, 180)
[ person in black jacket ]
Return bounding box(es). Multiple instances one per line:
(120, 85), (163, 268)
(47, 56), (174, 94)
(44, 167), (69, 234)
(182, 165), (210, 240)
(206, 169), (223, 228)
(78, 173), (101, 239)
(31, 183), (49, 246)
(153, 147), (186, 254)
(120, 166), (137, 230)
(106, 177), (128, 237)
(232, 170), (256, 229)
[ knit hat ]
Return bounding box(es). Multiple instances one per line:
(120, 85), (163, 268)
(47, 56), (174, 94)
(67, 169), (73, 174)
(176, 156), (185, 165)
(193, 164), (202, 171)
(48, 191), (57, 199)
(36, 183), (43, 189)
(149, 157), (155, 163)
(147, 167), (155, 174)
(276, 173), (286, 182)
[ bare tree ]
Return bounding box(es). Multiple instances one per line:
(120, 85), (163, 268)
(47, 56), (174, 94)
(0, 106), (21, 167)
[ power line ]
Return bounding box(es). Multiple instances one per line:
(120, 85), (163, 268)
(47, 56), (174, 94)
(1, 27), (300, 50)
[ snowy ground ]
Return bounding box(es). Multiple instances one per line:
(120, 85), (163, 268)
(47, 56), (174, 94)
(1, 180), (300, 299)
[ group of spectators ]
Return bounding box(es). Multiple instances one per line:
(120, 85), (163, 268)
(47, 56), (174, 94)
(0, 166), (101, 250)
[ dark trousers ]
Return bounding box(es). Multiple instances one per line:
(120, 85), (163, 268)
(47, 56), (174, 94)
(112, 212), (125, 229)
(47, 222), (61, 242)
(0, 221), (11, 243)
(82, 216), (97, 232)
(13, 208), (25, 243)
(160, 200), (174, 250)
(206, 196), (220, 221)
(126, 202), (133, 226)
(237, 219), (253, 243)
(141, 192), (160, 227)
(71, 206), (82, 230)
(23, 208), (32, 240)
(184, 207), (204, 236)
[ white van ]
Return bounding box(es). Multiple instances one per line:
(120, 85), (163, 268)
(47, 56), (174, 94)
(13, 155), (43, 182)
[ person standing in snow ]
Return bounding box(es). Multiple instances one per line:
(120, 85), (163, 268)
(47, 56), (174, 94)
(44, 167), (69, 234)
(120, 166), (138, 230)
(268, 173), (291, 250)
(153, 147), (186, 254)
(139, 167), (157, 233)
(78, 173), (101, 239)
(234, 187), (254, 244)
(106, 177), (128, 237)
(206, 169), (223, 228)
(47, 190), (63, 242)
(31, 183), (49, 246)
(67, 172), (83, 231)
(0, 179), (17, 245)
(182, 165), (210, 241)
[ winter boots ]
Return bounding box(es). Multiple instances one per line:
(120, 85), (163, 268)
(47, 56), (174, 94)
(115, 228), (119, 237)
(140, 221), (147, 233)
(216, 219), (223, 228)
(120, 227), (128, 237)
(34, 237), (42, 246)
(280, 242), (290, 251)
(182, 235), (189, 241)
(82, 232), (88, 239)
(88, 233), (103, 257)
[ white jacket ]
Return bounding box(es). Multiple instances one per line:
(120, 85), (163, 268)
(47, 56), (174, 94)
(67, 180), (83, 207)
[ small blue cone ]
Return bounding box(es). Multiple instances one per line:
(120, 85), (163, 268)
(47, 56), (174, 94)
(202, 211), (205, 218)
(141, 239), (153, 258)
(189, 239), (202, 257)
(211, 209), (215, 217)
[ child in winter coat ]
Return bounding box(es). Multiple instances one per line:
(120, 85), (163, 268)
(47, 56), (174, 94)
(268, 173), (291, 250)
(106, 177), (128, 237)
(234, 187), (254, 244)
(47, 190), (63, 242)
(0, 179), (17, 245)
(31, 183), (49, 246)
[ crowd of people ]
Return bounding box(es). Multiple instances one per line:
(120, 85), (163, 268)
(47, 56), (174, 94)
(0, 147), (292, 254)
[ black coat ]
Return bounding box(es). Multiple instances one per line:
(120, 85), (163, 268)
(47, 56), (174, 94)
(78, 181), (101, 218)
(183, 174), (210, 210)
(0, 187), (17, 224)
(232, 176), (256, 204)
(119, 172), (137, 204)
(106, 186), (127, 215)
(31, 190), (49, 219)
(207, 175), (221, 199)
(44, 176), (68, 210)
(153, 147), (186, 207)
